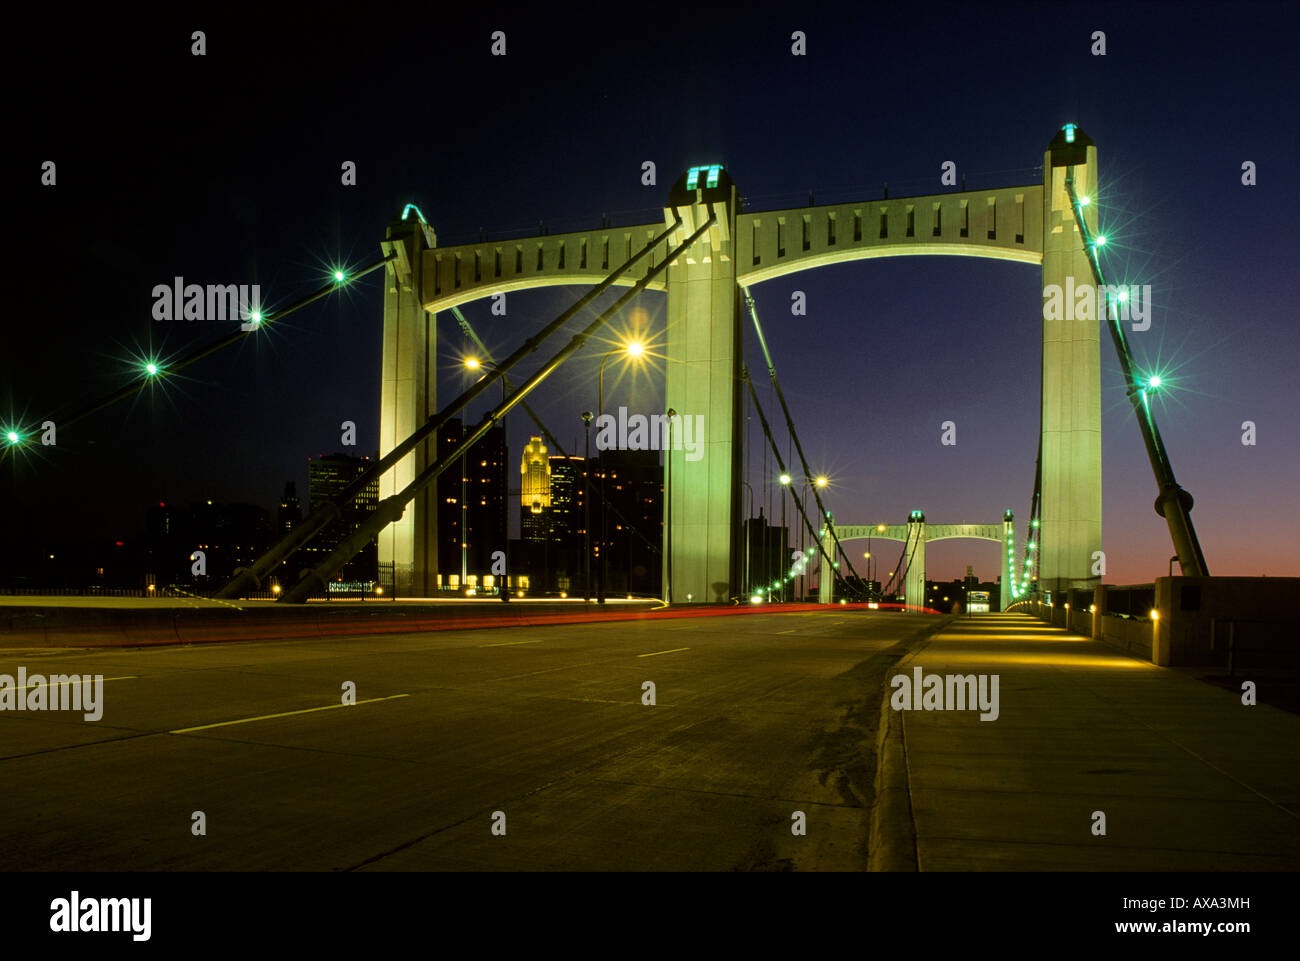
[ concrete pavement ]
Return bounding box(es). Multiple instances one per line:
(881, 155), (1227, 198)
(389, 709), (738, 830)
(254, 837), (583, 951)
(881, 612), (1300, 870)
(0, 609), (947, 871)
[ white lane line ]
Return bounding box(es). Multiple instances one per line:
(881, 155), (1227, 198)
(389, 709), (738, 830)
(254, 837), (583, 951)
(11, 675), (138, 689)
(169, 694), (409, 734)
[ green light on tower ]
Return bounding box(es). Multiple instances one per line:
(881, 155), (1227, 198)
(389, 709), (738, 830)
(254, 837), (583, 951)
(6, 431), (18, 444)
(144, 362), (159, 376)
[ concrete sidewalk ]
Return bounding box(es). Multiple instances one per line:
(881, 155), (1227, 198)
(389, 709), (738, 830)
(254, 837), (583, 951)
(879, 612), (1300, 870)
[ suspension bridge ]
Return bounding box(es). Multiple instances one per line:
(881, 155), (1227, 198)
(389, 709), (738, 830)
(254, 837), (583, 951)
(7, 124), (1209, 615)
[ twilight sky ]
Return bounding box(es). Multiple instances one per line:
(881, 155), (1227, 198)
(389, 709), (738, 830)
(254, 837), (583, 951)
(6, 2), (1298, 585)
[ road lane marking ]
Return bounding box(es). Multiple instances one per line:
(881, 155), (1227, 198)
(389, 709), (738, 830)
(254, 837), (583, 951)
(636, 647), (690, 658)
(560, 697), (629, 705)
(16, 675), (137, 689)
(477, 639), (544, 647)
(168, 694), (409, 734)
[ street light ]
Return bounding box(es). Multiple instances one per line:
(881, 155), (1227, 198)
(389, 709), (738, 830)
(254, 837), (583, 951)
(466, 358), (509, 602)
(741, 480), (754, 597)
(778, 473), (791, 601)
(664, 408), (676, 604)
(800, 476), (829, 600)
(596, 341), (646, 604)
(582, 411), (593, 602)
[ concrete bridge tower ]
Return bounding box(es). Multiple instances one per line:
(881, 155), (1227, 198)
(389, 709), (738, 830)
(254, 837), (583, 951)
(1039, 125), (1102, 596)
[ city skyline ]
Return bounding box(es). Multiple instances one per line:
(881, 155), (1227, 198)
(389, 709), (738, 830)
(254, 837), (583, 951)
(6, 6), (1297, 589)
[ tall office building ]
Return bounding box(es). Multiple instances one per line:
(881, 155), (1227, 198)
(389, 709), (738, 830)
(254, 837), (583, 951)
(595, 449), (662, 596)
(520, 437), (551, 545)
(548, 456), (586, 548)
(743, 509), (789, 598)
(305, 452), (379, 581)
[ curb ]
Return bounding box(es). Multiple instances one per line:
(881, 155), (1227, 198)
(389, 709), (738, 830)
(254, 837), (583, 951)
(868, 682), (918, 871)
(865, 620), (954, 872)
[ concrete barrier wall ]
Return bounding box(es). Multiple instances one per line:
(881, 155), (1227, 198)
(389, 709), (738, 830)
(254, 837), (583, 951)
(1153, 576), (1300, 668)
(1098, 615), (1153, 659)
(1023, 578), (1296, 667)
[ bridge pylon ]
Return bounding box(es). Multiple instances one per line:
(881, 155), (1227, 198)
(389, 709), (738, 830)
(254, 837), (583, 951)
(1040, 126), (1102, 596)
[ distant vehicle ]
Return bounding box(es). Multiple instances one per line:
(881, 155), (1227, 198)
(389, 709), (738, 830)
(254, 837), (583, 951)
(968, 590), (990, 613)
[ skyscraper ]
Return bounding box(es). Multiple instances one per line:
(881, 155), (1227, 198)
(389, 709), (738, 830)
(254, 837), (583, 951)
(520, 437), (551, 545)
(548, 456), (586, 549)
(305, 452), (379, 581)
(597, 450), (662, 596)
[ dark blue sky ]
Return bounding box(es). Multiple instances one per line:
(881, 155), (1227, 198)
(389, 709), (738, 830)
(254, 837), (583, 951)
(7, 2), (1298, 583)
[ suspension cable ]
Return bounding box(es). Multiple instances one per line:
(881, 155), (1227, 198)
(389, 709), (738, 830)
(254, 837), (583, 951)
(741, 287), (867, 598)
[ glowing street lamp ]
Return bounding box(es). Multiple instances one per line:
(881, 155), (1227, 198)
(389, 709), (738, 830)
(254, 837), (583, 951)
(595, 340), (647, 603)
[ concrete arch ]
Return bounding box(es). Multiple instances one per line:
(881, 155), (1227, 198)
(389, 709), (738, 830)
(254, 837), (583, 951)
(820, 513), (1015, 611)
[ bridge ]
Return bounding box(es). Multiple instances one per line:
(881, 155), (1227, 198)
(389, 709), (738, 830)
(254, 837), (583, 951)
(6, 124), (1210, 613)
(819, 511), (1016, 611)
(376, 126), (1102, 603)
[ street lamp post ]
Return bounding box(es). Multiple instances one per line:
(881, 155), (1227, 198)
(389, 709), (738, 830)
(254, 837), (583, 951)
(596, 357), (610, 604)
(595, 341), (644, 605)
(799, 481), (809, 601)
(466, 358), (510, 602)
(460, 422), (468, 594)
(664, 408), (675, 604)
(801, 475), (827, 601)
(741, 480), (755, 597)
(779, 473), (791, 602)
(582, 411), (593, 602)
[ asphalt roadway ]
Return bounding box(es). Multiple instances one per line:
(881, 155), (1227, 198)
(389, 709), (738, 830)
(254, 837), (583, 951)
(0, 609), (947, 871)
